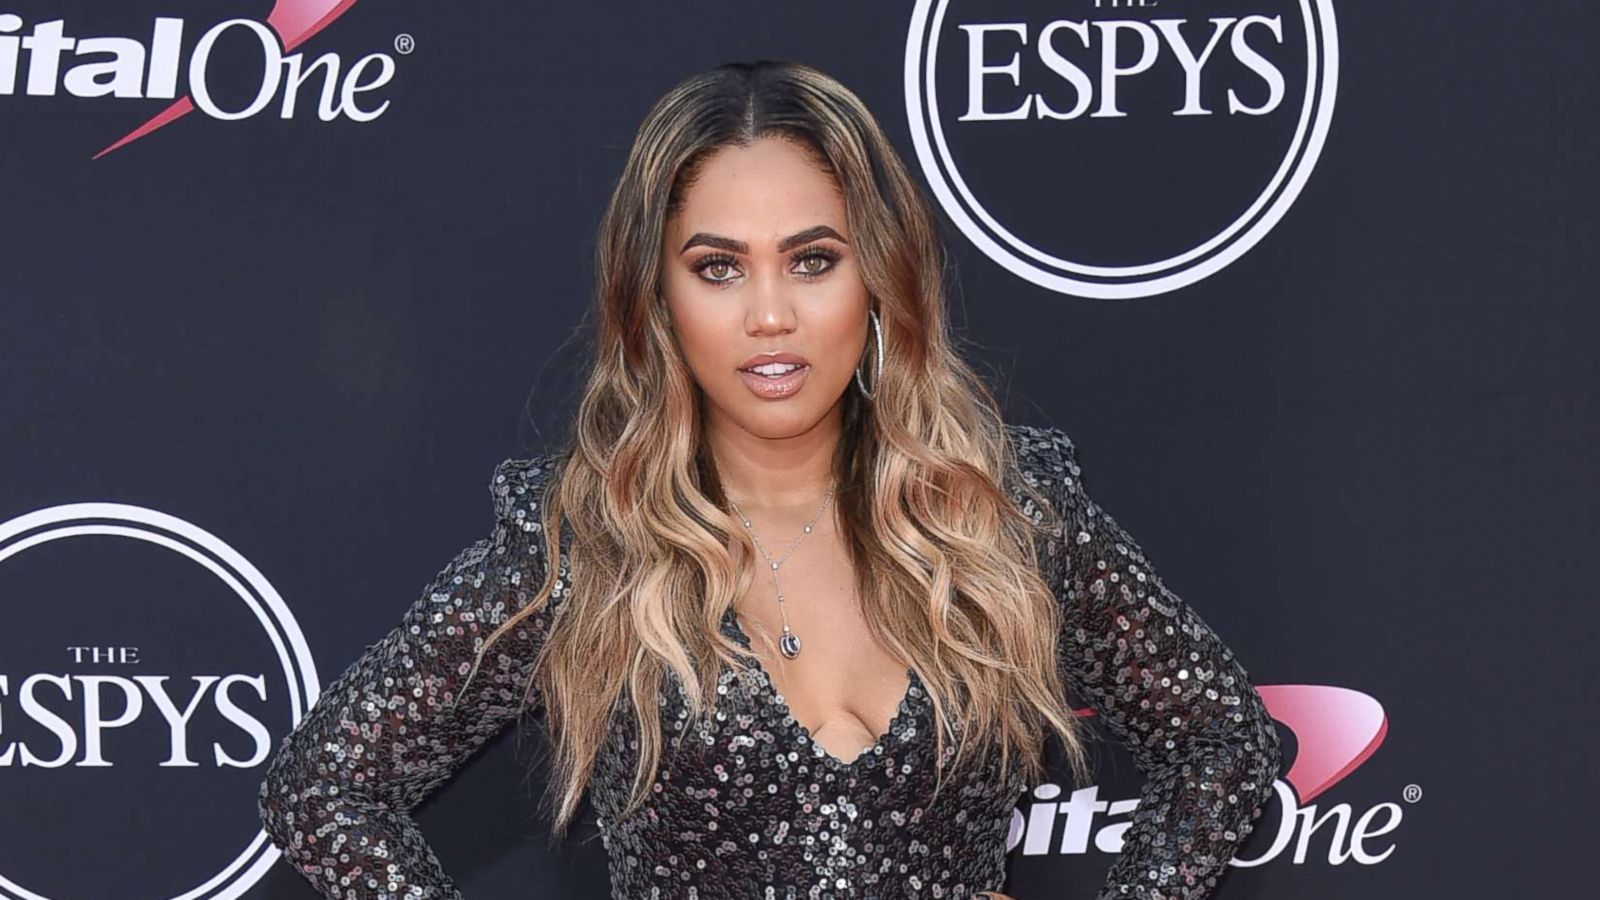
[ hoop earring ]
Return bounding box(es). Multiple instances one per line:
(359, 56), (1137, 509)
(855, 308), (884, 399)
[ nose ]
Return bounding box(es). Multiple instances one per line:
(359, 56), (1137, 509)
(744, 273), (798, 337)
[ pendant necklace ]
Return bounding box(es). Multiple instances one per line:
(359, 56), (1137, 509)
(727, 481), (836, 659)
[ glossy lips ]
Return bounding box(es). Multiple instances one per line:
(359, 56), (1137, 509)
(737, 351), (809, 400)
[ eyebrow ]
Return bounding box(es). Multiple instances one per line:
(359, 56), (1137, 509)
(679, 225), (847, 255)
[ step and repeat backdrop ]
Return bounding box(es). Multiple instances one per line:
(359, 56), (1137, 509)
(1, 1), (1593, 898)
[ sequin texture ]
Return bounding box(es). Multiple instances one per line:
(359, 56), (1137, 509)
(258, 424), (1281, 898)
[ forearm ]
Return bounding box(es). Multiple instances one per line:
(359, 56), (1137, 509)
(259, 771), (467, 900)
(1095, 735), (1279, 899)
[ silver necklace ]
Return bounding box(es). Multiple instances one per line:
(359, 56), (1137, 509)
(726, 482), (836, 659)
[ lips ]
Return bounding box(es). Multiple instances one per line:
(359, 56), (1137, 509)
(737, 351), (810, 400)
(739, 347), (812, 368)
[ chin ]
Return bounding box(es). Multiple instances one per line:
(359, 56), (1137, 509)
(729, 407), (829, 439)
(706, 391), (837, 440)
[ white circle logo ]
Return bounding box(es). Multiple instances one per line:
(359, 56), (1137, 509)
(905, 1), (1340, 298)
(0, 503), (319, 900)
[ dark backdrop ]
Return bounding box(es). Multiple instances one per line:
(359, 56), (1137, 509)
(1, 1), (1593, 898)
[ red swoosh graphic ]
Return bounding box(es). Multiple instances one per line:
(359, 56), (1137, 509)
(1069, 683), (1386, 805)
(1258, 684), (1387, 804)
(92, 0), (361, 159)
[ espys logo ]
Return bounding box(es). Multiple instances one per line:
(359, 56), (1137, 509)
(1008, 684), (1408, 867)
(0, 1), (404, 159)
(905, 0), (1340, 299)
(0, 503), (319, 900)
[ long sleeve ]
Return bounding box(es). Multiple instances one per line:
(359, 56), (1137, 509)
(1011, 424), (1281, 900)
(258, 454), (566, 899)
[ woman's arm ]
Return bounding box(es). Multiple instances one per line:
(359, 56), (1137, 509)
(257, 455), (565, 899)
(1015, 424), (1282, 899)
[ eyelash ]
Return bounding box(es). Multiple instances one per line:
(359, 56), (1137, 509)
(691, 246), (842, 285)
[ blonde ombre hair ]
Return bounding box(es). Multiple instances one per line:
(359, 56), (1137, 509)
(471, 60), (1091, 838)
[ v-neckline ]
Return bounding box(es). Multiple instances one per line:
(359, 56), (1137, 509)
(721, 607), (920, 769)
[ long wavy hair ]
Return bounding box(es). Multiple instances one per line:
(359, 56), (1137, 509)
(470, 60), (1091, 839)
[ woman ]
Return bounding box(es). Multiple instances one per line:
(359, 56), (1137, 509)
(258, 60), (1281, 899)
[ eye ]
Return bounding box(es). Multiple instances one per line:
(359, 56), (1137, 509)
(692, 253), (740, 284)
(793, 247), (842, 280)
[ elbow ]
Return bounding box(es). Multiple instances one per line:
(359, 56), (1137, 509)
(256, 736), (299, 848)
(1239, 684), (1283, 813)
(257, 729), (341, 856)
(1193, 694), (1281, 837)
(256, 723), (389, 855)
(1260, 705), (1284, 780)
(1181, 684), (1282, 816)
(1254, 707), (1280, 797)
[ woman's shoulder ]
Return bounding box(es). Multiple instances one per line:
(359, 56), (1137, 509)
(1003, 422), (1079, 472)
(1002, 422), (1090, 524)
(488, 450), (566, 522)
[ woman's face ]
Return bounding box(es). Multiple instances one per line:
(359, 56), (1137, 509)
(660, 136), (870, 442)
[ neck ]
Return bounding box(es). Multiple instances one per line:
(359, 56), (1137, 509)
(704, 403), (842, 512)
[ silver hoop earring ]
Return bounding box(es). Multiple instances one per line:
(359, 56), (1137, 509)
(855, 308), (884, 399)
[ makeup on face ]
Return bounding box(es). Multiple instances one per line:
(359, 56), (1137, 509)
(736, 350), (811, 400)
(679, 226), (847, 289)
(659, 138), (871, 437)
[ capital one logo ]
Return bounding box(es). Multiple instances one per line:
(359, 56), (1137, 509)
(1009, 684), (1407, 868)
(0, 0), (400, 159)
(0, 503), (319, 900)
(905, 1), (1340, 299)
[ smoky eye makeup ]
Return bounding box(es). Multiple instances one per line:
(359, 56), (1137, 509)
(790, 244), (841, 280)
(687, 244), (844, 285)
(689, 252), (739, 283)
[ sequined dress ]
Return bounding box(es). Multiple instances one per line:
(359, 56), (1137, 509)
(258, 424), (1282, 899)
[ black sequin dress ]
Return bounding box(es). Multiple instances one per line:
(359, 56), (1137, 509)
(258, 424), (1281, 899)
